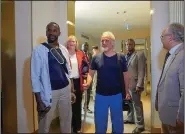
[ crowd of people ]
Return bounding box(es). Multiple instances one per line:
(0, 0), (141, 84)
(31, 22), (184, 133)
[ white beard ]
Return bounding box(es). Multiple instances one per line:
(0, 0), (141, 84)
(101, 47), (108, 52)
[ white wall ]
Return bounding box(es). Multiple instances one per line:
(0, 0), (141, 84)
(32, 1), (68, 47)
(15, 1), (33, 133)
(32, 1), (69, 130)
(75, 30), (100, 51)
(151, 1), (169, 128)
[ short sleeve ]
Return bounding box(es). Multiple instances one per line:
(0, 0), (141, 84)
(90, 56), (97, 70)
(121, 55), (128, 72)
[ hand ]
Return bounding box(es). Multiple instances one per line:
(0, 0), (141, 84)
(125, 92), (131, 100)
(71, 88), (76, 93)
(135, 87), (142, 94)
(71, 92), (76, 104)
(37, 101), (46, 112)
(176, 113), (184, 127)
(177, 119), (184, 127)
(83, 83), (90, 90)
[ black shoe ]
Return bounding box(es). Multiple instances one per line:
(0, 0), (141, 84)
(132, 127), (145, 133)
(124, 120), (135, 124)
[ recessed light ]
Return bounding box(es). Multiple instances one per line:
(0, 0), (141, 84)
(150, 9), (154, 15)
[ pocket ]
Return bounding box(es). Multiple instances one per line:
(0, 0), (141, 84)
(168, 101), (179, 107)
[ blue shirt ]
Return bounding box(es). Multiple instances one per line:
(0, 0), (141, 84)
(91, 53), (128, 96)
(31, 42), (72, 107)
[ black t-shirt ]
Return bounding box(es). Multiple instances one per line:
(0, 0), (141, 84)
(90, 53), (128, 96)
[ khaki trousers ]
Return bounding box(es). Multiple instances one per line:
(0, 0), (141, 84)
(38, 83), (72, 133)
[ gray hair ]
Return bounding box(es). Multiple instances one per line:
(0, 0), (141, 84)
(168, 23), (184, 42)
(101, 31), (116, 46)
(101, 31), (115, 41)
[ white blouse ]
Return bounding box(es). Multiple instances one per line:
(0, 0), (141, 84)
(70, 53), (80, 78)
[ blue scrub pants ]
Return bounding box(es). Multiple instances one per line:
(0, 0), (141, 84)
(94, 93), (124, 133)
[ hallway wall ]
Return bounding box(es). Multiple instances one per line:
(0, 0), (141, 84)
(15, 1), (34, 133)
(32, 1), (68, 48)
(150, 1), (169, 130)
(32, 1), (70, 131)
(75, 30), (99, 50)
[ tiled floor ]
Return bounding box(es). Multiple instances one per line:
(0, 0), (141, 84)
(50, 89), (151, 133)
(80, 92), (151, 133)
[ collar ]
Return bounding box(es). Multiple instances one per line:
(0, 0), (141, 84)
(169, 43), (182, 55)
(127, 50), (135, 56)
(45, 41), (60, 48)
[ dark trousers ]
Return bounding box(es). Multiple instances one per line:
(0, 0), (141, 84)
(86, 83), (92, 109)
(72, 78), (82, 132)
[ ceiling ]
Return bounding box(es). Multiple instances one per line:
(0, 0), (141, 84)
(75, 1), (151, 40)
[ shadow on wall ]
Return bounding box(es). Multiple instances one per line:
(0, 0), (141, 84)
(36, 36), (47, 45)
(23, 57), (35, 132)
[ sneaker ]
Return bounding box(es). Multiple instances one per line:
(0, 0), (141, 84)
(132, 127), (145, 133)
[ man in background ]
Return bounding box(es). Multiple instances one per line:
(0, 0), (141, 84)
(155, 23), (184, 133)
(81, 42), (93, 113)
(91, 46), (99, 100)
(124, 39), (146, 133)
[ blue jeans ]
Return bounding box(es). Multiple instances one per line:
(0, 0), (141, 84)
(94, 93), (123, 133)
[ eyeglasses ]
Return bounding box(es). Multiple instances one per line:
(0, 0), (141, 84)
(160, 34), (172, 39)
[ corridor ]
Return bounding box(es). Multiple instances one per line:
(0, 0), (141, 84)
(49, 87), (151, 133)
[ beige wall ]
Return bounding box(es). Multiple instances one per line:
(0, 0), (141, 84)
(75, 31), (99, 51)
(116, 28), (150, 39)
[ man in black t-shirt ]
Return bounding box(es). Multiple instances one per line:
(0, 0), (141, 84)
(83, 31), (131, 133)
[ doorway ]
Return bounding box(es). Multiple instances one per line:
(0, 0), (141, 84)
(75, 1), (152, 133)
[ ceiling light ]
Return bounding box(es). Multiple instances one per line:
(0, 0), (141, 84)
(126, 24), (129, 30)
(124, 24), (131, 31)
(150, 9), (154, 15)
(66, 21), (74, 26)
